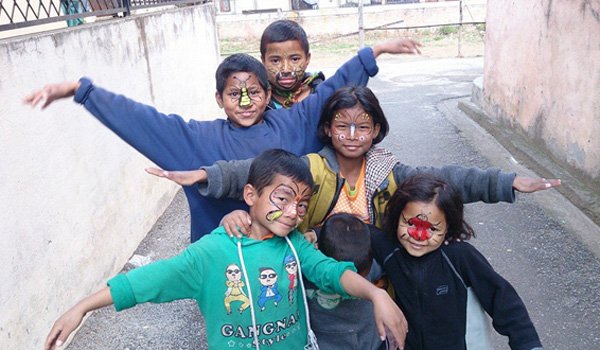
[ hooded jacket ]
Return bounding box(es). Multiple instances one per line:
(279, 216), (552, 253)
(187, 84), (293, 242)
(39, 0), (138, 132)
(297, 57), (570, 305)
(108, 227), (355, 349)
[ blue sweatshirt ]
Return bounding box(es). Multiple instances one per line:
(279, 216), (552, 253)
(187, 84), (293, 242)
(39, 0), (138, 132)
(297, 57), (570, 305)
(74, 48), (379, 242)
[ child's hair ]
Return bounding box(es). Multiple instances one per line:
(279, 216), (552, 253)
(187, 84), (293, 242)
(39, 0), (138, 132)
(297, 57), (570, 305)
(384, 173), (475, 241)
(317, 86), (390, 145)
(248, 149), (314, 195)
(319, 213), (373, 275)
(215, 54), (270, 96)
(260, 20), (310, 56)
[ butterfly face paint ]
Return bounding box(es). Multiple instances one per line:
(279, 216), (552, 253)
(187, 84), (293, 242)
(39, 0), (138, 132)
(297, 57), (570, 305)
(266, 183), (311, 224)
(396, 201), (447, 257)
(331, 110), (373, 142)
(230, 75), (265, 108)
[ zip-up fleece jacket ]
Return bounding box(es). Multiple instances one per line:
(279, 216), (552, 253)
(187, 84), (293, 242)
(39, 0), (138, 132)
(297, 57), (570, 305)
(371, 230), (543, 350)
(108, 227), (355, 349)
(197, 145), (518, 231)
(73, 47), (378, 242)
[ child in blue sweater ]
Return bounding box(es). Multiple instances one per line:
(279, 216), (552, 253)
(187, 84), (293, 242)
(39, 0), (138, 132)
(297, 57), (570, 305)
(24, 40), (421, 242)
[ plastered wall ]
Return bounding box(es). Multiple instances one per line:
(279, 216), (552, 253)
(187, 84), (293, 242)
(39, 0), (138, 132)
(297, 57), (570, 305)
(216, 1), (486, 40)
(483, 0), (600, 181)
(0, 4), (221, 348)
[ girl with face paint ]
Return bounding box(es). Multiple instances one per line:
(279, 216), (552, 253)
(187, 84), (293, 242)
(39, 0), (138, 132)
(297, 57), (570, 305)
(370, 173), (544, 350)
(198, 85), (558, 241)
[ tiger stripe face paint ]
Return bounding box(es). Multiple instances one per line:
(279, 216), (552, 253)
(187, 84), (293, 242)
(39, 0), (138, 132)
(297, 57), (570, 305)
(397, 201), (447, 257)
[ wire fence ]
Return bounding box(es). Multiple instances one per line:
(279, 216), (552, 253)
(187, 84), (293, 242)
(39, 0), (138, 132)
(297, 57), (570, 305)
(0, 0), (211, 31)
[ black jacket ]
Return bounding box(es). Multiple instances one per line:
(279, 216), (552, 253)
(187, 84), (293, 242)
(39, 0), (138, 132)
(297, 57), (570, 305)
(371, 230), (543, 350)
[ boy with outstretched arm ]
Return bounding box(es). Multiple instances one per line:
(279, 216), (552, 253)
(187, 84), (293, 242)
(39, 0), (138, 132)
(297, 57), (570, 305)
(45, 150), (407, 350)
(24, 39), (421, 243)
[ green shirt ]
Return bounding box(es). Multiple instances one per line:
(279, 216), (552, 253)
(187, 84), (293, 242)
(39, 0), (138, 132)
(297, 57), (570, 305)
(108, 227), (355, 349)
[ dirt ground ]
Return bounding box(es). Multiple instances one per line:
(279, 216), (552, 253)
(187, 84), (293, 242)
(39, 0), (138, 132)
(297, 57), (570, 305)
(219, 25), (486, 66)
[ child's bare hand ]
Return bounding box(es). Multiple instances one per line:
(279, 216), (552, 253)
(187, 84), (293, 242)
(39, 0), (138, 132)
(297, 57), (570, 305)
(221, 210), (252, 238)
(372, 289), (408, 349)
(373, 39), (422, 58)
(44, 307), (85, 350)
(145, 167), (207, 186)
(303, 229), (317, 244)
(513, 176), (561, 193)
(23, 81), (80, 109)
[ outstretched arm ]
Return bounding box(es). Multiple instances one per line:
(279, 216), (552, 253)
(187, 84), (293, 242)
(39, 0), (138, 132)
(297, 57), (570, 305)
(340, 270), (408, 349)
(145, 167), (207, 186)
(373, 38), (422, 57)
(45, 287), (113, 350)
(513, 176), (560, 193)
(25, 78), (202, 171)
(23, 81), (80, 109)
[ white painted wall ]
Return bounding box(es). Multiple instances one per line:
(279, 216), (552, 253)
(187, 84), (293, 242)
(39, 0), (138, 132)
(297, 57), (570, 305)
(0, 4), (221, 348)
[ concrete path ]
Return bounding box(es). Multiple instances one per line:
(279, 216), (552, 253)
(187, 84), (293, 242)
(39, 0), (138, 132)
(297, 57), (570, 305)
(65, 57), (600, 349)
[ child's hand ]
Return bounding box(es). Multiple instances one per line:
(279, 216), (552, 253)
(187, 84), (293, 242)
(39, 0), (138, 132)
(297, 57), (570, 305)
(303, 229), (317, 244)
(513, 176), (561, 193)
(23, 81), (80, 109)
(221, 210), (252, 238)
(373, 39), (422, 58)
(145, 167), (207, 186)
(372, 288), (408, 349)
(44, 306), (85, 350)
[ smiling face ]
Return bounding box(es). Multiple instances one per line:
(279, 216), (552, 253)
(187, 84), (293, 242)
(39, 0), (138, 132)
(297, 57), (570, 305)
(325, 105), (381, 161)
(244, 174), (312, 238)
(397, 200), (447, 257)
(262, 40), (311, 92)
(215, 72), (271, 128)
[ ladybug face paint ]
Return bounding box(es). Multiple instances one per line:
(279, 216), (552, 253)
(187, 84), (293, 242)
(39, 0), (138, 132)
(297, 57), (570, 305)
(406, 214), (433, 241)
(396, 201), (447, 257)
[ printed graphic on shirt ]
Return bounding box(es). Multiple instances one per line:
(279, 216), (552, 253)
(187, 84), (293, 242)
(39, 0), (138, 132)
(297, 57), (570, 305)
(306, 289), (342, 310)
(257, 267), (283, 311)
(224, 263), (250, 315)
(220, 310), (303, 347)
(284, 255), (298, 304)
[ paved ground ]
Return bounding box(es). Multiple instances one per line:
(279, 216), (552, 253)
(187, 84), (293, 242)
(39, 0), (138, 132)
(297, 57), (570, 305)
(65, 56), (600, 349)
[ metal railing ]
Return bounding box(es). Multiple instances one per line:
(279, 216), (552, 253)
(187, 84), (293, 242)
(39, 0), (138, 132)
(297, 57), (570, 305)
(0, 0), (211, 31)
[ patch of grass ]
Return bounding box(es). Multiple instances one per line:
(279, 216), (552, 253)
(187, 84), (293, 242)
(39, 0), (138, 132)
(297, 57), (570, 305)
(437, 25), (459, 36)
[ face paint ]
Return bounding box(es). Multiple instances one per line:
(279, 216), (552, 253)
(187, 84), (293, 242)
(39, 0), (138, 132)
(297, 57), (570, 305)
(232, 76), (252, 107)
(266, 183), (311, 223)
(332, 112), (373, 142)
(402, 213), (442, 241)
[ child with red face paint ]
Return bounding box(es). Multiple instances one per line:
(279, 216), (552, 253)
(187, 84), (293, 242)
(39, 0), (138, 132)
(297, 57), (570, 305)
(146, 86), (558, 349)
(371, 173), (544, 350)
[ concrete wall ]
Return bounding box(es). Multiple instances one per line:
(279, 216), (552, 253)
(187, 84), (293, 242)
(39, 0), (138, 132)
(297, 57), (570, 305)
(0, 4), (221, 348)
(216, 0), (486, 40)
(482, 0), (600, 182)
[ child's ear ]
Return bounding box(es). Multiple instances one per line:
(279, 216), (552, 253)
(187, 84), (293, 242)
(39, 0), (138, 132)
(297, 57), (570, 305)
(265, 88), (272, 105)
(215, 91), (224, 108)
(374, 123), (381, 138)
(243, 184), (257, 206)
(305, 52), (312, 67)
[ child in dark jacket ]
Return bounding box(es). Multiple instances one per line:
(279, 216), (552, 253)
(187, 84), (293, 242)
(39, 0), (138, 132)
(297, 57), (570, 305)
(371, 173), (544, 350)
(23, 40), (421, 242)
(305, 213), (384, 350)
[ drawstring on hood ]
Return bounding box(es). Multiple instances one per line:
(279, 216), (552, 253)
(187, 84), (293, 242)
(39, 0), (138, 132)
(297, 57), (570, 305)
(236, 236), (320, 350)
